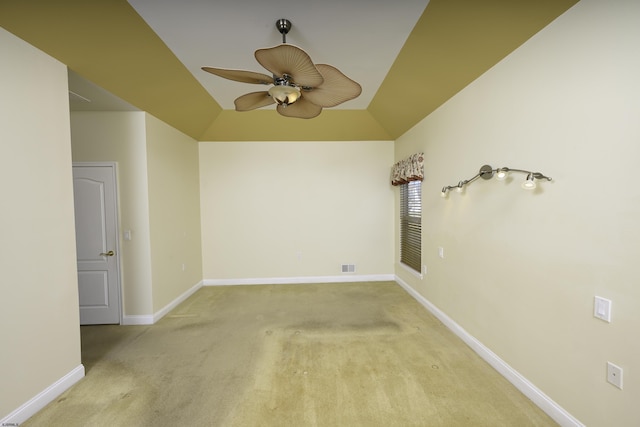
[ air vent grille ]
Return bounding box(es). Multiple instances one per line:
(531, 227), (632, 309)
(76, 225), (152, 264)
(341, 264), (356, 273)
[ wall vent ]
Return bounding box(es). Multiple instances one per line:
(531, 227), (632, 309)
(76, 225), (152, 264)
(341, 264), (356, 273)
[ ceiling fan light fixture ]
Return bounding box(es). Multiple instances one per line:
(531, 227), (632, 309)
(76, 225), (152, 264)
(269, 84), (301, 106)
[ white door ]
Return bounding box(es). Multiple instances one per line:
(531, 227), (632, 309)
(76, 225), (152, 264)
(73, 163), (121, 325)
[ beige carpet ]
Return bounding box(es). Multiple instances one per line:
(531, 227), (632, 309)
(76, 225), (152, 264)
(24, 281), (557, 426)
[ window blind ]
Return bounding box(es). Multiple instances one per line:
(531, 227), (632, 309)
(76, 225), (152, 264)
(400, 180), (421, 272)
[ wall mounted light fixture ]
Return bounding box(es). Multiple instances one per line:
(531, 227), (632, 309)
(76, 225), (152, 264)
(441, 165), (551, 198)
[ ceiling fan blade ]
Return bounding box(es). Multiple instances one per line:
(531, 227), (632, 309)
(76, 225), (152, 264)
(201, 67), (273, 85)
(276, 97), (322, 119)
(255, 45), (324, 88)
(234, 91), (275, 111)
(302, 64), (362, 108)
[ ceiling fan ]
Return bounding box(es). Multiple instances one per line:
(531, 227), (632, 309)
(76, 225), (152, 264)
(201, 19), (362, 119)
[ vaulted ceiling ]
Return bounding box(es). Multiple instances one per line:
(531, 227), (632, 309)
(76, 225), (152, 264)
(0, 0), (578, 141)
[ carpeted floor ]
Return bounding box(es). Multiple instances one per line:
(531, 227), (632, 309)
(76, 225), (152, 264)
(24, 281), (557, 426)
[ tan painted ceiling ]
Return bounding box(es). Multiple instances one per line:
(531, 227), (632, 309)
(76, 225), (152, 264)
(0, 0), (578, 141)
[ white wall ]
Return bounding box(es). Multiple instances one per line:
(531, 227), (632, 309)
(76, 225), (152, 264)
(394, 0), (640, 425)
(199, 141), (395, 282)
(145, 114), (203, 312)
(71, 111), (154, 316)
(0, 28), (83, 422)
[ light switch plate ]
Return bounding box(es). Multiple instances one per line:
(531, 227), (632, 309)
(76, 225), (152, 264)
(594, 296), (612, 322)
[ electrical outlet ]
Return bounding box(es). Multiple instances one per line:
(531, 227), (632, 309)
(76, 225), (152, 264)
(422, 265), (427, 275)
(607, 362), (623, 389)
(438, 247), (444, 259)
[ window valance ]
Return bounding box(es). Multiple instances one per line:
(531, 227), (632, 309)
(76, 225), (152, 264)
(391, 152), (424, 186)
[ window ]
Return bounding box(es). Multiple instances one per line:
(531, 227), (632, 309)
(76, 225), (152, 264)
(400, 180), (421, 272)
(391, 152), (424, 273)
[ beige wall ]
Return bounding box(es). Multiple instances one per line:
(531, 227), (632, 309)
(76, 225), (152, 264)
(145, 114), (203, 312)
(71, 111), (154, 316)
(0, 28), (82, 419)
(199, 141), (394, 281)
(71, 112), (203, 317)
(395, 0), (639, 425)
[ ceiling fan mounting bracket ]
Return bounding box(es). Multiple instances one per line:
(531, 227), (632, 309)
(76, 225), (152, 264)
(276, 19), (292, 43)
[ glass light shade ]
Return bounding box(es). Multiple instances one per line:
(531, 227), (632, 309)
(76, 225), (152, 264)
(441, 189), (448, 198)
(522, 174), (536, 190)
(269, 85), (301, 106)
(495, 169), (508, 181)
(455, 182), (464, 193)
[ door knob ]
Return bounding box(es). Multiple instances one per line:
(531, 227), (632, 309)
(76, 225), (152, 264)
(100, 250), (115, 257)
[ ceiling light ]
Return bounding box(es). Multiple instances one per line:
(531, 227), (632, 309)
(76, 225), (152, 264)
(441, 165), (551, 197)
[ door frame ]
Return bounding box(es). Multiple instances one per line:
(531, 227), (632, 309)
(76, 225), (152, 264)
(73, 161), (123, 325)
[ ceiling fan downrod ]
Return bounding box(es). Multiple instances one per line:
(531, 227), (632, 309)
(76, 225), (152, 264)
(275, 19), (291, 44)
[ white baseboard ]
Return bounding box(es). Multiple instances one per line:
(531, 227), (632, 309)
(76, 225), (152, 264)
(394, 276), (584, 427)
(121, 314), (154, 325)
(1, 364), (85, 426)
(122, 281), (204, 325)
(204, 274), (395, 286)
(153, 280), (203, 323)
